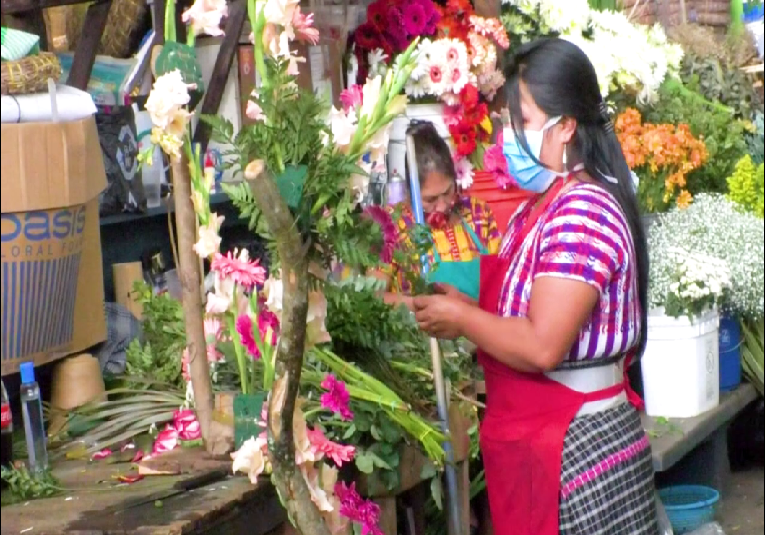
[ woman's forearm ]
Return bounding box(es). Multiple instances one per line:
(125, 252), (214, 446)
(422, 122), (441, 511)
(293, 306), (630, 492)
(459, 305), (558, 373)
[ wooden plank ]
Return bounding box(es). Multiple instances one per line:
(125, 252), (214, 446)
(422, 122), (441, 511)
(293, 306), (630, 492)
(192, 0), (247, 154)
(0, 452), (282, 535)
(67, 0), (112, 90)
(643, 383), (758, 472)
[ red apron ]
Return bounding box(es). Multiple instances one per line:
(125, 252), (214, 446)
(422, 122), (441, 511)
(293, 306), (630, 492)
(477, 178), (642, 535)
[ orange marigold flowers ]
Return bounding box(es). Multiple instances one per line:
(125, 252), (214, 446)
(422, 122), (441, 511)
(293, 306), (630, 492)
(616, 108), (708, 213)
(676, 190), (694, 209)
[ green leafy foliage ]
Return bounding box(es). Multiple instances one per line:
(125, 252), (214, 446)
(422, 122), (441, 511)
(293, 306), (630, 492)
(747, 112), (764, 165)
(642, 79), (748, 196)
(727, 155), (765, 218)
(1, 466), (61, 503)
(679, 53), (764, 119)
(741, 317), (764, 396)
(201, 63), (387, 276)
(123, 281), (185, 388)
(55, 388), (186, 457)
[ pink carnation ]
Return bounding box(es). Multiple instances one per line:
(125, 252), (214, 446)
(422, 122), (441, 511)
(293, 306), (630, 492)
(483, 130), (515, 189)
(210, 251), (266, 290)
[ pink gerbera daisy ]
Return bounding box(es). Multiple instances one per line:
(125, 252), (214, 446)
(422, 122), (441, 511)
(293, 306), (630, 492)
(210, 250), (266, 290)
(403, 3), (427, 37)
(340, 84), (363, 113)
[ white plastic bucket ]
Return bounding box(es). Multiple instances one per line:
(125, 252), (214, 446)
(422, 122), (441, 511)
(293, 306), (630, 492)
(387, 103), (451, 179)
(642, 308), (721, 419)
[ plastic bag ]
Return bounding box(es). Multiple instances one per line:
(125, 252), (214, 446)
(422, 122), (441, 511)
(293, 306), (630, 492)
(96, 104), (146, 216)
(656, 493), (674, 535)
(687, 522), (727, 535)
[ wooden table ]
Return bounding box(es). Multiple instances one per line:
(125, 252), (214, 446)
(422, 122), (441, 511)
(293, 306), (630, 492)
(0, 450), (286, 535)
(642, 383), (758, 493)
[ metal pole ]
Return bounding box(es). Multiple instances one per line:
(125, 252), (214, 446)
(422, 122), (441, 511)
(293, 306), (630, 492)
(405, 131), (464, 535)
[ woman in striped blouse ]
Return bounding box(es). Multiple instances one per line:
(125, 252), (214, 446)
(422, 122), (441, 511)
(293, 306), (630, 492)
(412, 39), (658, 534)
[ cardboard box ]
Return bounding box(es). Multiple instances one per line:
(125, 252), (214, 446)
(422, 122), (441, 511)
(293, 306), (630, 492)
(1, 117), (107, 376)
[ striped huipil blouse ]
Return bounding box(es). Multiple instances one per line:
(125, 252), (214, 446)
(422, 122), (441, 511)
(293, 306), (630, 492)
(496, 183), (641, 367)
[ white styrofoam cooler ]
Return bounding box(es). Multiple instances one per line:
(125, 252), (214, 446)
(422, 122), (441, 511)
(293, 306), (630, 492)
(641, 308), (721, 419)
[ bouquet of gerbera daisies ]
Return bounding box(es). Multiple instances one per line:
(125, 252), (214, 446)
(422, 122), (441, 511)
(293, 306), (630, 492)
(351, 0), (510, 185)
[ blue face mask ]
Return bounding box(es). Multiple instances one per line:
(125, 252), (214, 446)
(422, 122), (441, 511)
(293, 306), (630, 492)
(502, 116), (572, 193)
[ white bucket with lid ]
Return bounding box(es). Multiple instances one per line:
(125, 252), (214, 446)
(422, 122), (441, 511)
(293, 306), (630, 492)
(641, 307), (721, 419)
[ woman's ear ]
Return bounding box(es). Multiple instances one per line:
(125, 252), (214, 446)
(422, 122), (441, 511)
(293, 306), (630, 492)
(558, 117), (577, 144)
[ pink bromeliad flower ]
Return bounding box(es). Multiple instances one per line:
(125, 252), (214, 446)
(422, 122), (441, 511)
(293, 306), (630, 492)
(307, 428), (356, 467)
(320, 374), (354, 421)
(210, 249), (266, 290)
(335, 482), (384, 535)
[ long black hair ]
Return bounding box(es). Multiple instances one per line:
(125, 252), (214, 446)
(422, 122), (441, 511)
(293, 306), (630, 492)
(505, 38), (649, 361)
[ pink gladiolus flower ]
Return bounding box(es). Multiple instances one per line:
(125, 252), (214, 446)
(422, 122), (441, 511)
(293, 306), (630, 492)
(246, 100), (266, 122)
(259, 308), (280, 345)
(483, 129), (515, 189)
(91, 449), (113, 461)
(335, 482), (384, 535)
(339, 85), (363, 113)
(173, 409), (202, 441)
(152, 425), (179, 456)
(320, 374), (354, 421)
(292, 6), (320, 45)
(210, 250), (266, 290)
(362, 206), (398, 265)
(236, 314), (261, 359)
(307, 428), (356, 467)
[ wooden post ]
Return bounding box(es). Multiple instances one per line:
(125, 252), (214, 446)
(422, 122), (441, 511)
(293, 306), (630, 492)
(171, 155), (214, 451)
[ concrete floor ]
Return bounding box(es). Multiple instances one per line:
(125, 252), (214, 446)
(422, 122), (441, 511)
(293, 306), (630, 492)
(718, 467), (765, 535)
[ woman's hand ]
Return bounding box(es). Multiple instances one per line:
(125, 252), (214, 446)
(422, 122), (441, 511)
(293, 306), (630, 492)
(412, 294), (465, 339)
(432, 283), (478, 306)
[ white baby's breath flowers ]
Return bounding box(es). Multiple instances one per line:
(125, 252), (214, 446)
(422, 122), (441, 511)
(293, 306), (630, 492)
(649, 194), (765, 320)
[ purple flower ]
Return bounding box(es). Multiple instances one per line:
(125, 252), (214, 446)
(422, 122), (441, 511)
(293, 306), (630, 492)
(320, 374), (354, 421)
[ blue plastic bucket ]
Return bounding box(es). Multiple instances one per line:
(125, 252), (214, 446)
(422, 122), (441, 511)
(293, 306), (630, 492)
(659, 486), (721, 534)
(719, 315), (743, 392)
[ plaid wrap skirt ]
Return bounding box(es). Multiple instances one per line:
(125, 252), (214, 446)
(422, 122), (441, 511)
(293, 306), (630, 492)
(559, 402), (659, 535)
